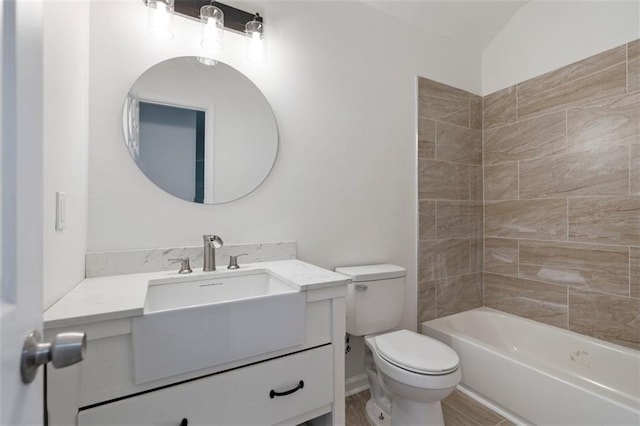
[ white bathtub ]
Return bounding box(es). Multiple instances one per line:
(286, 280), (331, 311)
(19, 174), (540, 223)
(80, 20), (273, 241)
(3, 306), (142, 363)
(422, 307), (640, 425)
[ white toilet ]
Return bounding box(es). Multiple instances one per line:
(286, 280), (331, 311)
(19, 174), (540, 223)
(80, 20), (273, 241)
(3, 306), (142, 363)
(336, 264), (461, 426)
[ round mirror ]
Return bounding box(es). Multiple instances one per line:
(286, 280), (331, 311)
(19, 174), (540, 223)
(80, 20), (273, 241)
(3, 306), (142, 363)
(122, 57), (278, 204)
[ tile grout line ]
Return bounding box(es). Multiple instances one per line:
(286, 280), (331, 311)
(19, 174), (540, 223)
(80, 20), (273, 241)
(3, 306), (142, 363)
(566, 198), (569, 242)
(566, 109), (569, 243)
(482, 93), (486, 308)
(517, 239), (520, 278)
(476, 236), (635, 250)
(485, 270), (639, 301)
(567, 285), (570, 330)
(515, 83), (519, 122)
(516, 161), (520, 201)
(468, 94), (471, 129)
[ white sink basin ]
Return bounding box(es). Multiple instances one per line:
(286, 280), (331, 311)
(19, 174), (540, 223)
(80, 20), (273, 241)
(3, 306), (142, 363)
(132, 270), (306, 384)
(145, 272), (299, 312)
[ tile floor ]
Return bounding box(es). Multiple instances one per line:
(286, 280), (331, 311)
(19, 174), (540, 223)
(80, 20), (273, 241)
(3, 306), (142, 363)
(346, 389), (516, 426)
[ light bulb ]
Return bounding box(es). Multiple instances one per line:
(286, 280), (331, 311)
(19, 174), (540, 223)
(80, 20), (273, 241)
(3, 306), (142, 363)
(245, 15), (265, 63)
(147, 0), (174, 40)
(200, 5), (224, 52)
(247, 31), (264, 62)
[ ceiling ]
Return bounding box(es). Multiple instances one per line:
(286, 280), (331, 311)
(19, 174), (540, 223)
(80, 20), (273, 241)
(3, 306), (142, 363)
(361, 0), (528, 52)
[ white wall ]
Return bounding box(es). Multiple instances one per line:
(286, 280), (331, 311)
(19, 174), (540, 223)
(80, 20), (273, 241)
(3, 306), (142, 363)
(88, 0), (480, 345)
(482, 0), (640, 94)
(42, 0), (89, 309)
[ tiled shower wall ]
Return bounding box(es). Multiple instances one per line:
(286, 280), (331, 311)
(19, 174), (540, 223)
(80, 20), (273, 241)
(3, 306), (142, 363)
(483, 40), (640, 350)
(417, 79), (484, 323)
(418, 39), (640, 350)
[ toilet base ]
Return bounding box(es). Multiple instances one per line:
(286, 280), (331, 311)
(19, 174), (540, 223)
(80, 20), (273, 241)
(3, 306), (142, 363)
(365, 398), (391, 426)
(365, 396), (445, 426)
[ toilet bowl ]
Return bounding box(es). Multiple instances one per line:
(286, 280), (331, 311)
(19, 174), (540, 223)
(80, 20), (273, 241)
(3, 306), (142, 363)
(365, 330), (461, 425)
(336, 264), (461, 426)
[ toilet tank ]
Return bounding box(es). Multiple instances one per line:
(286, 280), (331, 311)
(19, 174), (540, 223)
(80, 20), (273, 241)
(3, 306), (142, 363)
(335, 264), (406, 336)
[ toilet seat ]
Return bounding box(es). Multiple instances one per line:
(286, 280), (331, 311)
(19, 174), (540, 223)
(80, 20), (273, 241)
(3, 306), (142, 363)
(374, 330), (459, 375)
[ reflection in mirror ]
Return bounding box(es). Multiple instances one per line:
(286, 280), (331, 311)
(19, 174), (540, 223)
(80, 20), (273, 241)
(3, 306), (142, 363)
(123, 57), (278, 204)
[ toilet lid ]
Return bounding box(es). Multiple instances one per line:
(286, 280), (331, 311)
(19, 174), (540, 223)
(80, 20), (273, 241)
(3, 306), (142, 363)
(375, 330), (459, 375)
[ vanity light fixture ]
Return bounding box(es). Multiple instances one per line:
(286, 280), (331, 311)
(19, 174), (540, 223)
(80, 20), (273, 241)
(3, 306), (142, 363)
(245, 13), (266, 63)
(146, 0), (174, 40)
(144, 0), (266, 62)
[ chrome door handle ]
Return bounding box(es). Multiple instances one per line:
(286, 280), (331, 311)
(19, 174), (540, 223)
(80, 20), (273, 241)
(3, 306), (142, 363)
(354, 284), (368, 291)
(21, 330), (86, 384)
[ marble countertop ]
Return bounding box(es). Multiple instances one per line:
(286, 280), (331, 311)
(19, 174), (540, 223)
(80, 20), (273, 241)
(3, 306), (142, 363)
(44, 260), (350, 329)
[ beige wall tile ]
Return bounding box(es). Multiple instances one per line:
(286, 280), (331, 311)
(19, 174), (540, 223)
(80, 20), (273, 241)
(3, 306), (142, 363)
(485, 199), (567, 240)
(569, 288), (640, 350)
(519, 241), (629, 296)
(436, 122), (482, 165)
(436, 201), (483, 239)
(419, 77), (469, 101)
(484, 162), (518, 200)
(483, 86), (516, 129)
(567, 92), (640, 151)
(631, 144), (639, 195)
(418, 159), (470, 200)
(470, 238), (483, 273)
(518, 45), (626, 96)
(484, 238), (518, 276)
(470, 94), (483, 130)
(419, 239), (471, 280)
(418, 117), (436, 143)
(518, 62), (627, 121)
(519, 145), (629, 198)
(569, 197), (640, 245)
(419, 200), (436, 240)
(629, 40), (640, 94)
(470, 165), (483, 201)
(421, 95), (470, 127)
(436, 273), (482, 317)
(632, 247), (640, 299)
(418, 114), (436, 159)
(484, 273), (568, 328)
(418, 277), (437, 323)
(484, 112), (566, 165)
(418, 141), (435, 159)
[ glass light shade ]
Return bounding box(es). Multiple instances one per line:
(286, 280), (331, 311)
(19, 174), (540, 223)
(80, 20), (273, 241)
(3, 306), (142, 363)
(146, 0), (174, 40)
(245, 16), (266, 62)
(197, 56), (218, 67)
(200, 5), (224, 51)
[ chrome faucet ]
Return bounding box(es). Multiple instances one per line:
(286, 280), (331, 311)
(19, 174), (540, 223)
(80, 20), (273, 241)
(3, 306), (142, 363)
(202, 235), (224, 271)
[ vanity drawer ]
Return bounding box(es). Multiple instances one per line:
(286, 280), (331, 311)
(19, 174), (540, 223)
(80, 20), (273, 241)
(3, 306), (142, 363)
(77, 344), (334, 426)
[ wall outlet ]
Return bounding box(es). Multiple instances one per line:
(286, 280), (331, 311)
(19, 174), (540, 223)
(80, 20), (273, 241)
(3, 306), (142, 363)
(55, 191), (66, 231)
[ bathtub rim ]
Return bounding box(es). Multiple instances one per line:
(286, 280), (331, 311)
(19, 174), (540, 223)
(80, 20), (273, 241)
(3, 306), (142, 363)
(423, 307), (640, 359)
(421, 307), (640, 413)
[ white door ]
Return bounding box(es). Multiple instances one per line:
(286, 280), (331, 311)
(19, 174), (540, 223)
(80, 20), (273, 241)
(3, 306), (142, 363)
(1, 0), (45, 425)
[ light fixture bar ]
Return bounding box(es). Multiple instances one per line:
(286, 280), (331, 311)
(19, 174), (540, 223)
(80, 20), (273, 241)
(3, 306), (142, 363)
(172, 0), (260, 35)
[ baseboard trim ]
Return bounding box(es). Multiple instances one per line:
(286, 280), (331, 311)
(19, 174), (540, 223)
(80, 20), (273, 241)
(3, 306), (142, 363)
(345, 373), (369, 397)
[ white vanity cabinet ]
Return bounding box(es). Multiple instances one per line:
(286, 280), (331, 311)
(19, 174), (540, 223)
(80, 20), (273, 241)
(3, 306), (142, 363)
(78, 345), (334, 426)
(44, 262), (347, 426)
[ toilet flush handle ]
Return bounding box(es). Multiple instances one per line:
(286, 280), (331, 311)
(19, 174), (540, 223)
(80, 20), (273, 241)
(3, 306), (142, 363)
(354, 284), (368, 291)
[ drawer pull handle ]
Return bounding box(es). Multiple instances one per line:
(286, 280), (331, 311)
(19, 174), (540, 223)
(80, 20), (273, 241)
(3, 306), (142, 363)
(269, 380), (304, 399)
